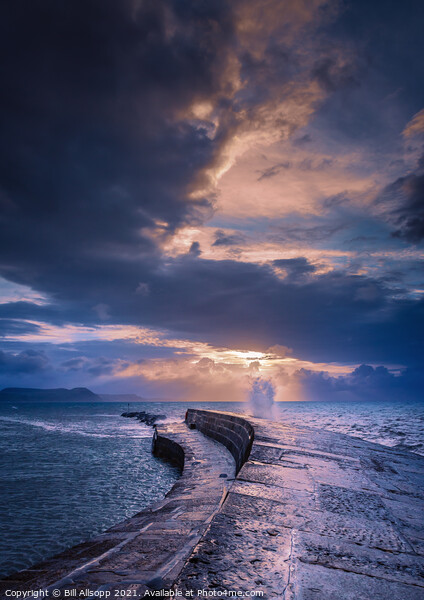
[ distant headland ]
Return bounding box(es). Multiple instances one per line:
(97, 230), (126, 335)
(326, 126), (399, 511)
(0, 387), (150, 402)
(0, 387), (183, 402)
(0, 387), (100, 402)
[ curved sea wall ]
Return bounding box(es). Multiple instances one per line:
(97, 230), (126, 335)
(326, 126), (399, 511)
(1, 408), (424, 600)
(151, 409), (254, 474)
(151, 427), (185, 470)
(185, 408), (254, 473)
(150, 408), (255, 473)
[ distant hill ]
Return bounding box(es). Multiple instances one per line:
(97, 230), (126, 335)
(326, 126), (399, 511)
(0, 387), (101, 402)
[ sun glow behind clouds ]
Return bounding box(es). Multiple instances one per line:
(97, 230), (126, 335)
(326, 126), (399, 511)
(3, 318), (354, 387)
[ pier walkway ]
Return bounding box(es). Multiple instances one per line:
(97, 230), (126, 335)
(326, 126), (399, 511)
(1, 409), (424, 600)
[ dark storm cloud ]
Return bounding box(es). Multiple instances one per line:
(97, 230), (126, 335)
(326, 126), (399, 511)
(61, 355), (122, 377)
(373, 145), (424, 243)
(0, 253), (422, 367)
(0, 300), (99, 328)
(0, 349), (50, 374)
(0, 0), (235, 289)
(126, 257), (422, 365)
(297, 364), (424, 402)
(188, 241), (202, 257)
(1, 0), (333, 309)
(386, 172), (424, 243)
(311, 56), (358, 93)
(272, 258), (315, 282)
(0, 319), (41, 337)
(61, 358), (88, 372)
(309, 0), (424, 171)
(0, 0), (372, 307)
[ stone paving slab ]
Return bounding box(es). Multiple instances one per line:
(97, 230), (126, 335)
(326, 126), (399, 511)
(285, 562), (424, 600)
(176, 512), (292, 597)
(296, 531), (424, 587)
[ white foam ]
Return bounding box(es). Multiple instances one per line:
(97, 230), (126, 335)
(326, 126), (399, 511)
(0, 416), (151, 438)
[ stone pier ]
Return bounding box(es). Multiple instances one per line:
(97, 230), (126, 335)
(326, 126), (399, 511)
(1, 409), (424, 600)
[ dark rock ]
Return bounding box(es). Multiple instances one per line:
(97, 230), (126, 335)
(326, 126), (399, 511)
(266, 529), (280, 536)
(121, 411), (166, 427)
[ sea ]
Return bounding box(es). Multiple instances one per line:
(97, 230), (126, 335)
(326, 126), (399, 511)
(0, 398), (423, 577)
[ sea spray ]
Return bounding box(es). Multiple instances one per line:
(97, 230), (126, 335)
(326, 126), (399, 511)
(248, 377), (277, 419)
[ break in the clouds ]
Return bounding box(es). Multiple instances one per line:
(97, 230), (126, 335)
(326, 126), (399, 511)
(0, 0), (423, 401)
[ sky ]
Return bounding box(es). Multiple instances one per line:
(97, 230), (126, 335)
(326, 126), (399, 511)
(0, 0), (423, 402)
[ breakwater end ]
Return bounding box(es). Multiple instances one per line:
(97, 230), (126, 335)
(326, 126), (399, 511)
(1, 409), (424, 600)
(121, 411), (166, 427)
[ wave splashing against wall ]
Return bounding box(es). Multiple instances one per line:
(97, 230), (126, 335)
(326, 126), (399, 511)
(248, 377), (277, 419)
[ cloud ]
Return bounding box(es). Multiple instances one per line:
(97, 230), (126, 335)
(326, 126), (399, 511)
(403, 109), (424, 138)
(390, 173), (424, 243)
(296, 364), (424, 402)
(61, 355), (124, 377)
(256, 162), (291, 181)
(0, 319), (42, 337)
(311, 55), (358, 93)
(0, 254), (422, 367)
(120, 355), (251, 402)
(104, 350), (424, 402)
(93, 303), (110, 321)
(272, 257), (316, 282)
(0, 349), (50, 374)
(0, 0), (235, 294)
(212, 230), (246, 247)
(0, 0), (423, 397)
(0, 0), (345, 309)
(188, 241), (202, 257)
(377, 161), (424, 243)
(136, 283), (150, 297)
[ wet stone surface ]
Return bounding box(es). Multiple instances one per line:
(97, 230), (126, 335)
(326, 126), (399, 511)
(1, 410), (424, 600)
(174, 412), (424, 600)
